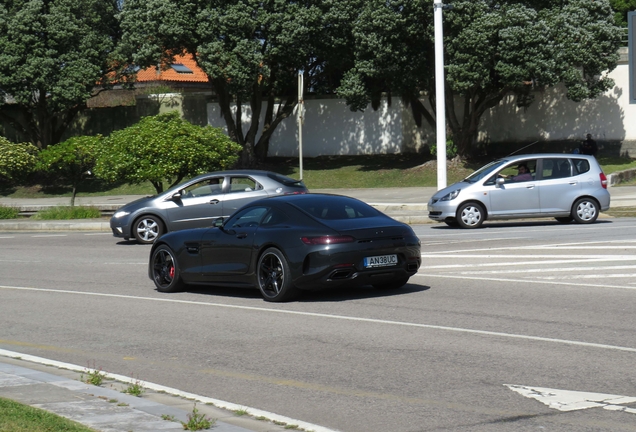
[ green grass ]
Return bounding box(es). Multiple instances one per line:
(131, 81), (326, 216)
(0, 205), (20, 219)
(31, 206), (102, 220)
(0, 397), (97, 432)
(1, 154), (634, 200)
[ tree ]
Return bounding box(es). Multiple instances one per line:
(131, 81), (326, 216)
(37, 135), (102, 206)
(94, 112), (242, 194)
(609, 0), (636, 26)
(118, 0), (334, 167)
(0, 136), (38, 186)
(0, 0), (123, 149)
(338, 0), (622, 158)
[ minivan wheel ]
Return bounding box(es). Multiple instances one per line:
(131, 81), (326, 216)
(457, 203), (485, 228)
(571, 198), (599, 224)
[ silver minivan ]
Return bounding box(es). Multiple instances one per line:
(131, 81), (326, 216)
(427, 154), (610, 228)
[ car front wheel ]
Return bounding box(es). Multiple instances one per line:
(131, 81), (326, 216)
(257, 248), (297, 302)
(572, 198), (599, 224)
(151, 244), (184, 293)
(134, 215), (164, 244)
(457, 203), (485, 228)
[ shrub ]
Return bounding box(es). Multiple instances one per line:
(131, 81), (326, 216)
(94, 111), (242, 193)
(0, 137), (38, 185)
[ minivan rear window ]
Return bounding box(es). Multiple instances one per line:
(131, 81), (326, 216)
(572, 159), (590, 175)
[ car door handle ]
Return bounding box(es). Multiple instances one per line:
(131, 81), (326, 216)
(526, 184), (535, 189)
(236, 232), (247, 239)
(569, 182), (577, 185)
(208, 199), (220, 205)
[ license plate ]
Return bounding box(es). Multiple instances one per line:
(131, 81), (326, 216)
(364, 254), (398, 268)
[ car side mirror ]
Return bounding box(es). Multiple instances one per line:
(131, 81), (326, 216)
(171, 191), (183, 200)
(213, 217), (224, 228)
(496, 177), (505, 187)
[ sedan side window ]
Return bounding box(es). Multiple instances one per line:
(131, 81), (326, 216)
(182, 178), (223, 198)
(229, 177), (260, 193)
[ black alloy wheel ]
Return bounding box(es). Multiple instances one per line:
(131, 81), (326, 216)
(257, 248), (297, 302)
(151, 244), (184, 293)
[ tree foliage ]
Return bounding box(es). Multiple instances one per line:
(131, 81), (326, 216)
(0, 0), (123, 149)
(0, 136), (38, 185)
(94, 112), (242, 193)
(119, 0), (346, 167)
(338, 0), (622, 157)
(609, 0), (636, 26)
(37, 135), (102, 206)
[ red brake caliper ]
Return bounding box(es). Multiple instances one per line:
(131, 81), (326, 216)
(169, 266), (175, 279)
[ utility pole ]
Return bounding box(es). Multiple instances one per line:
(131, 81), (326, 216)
(434, 1), (451, 190)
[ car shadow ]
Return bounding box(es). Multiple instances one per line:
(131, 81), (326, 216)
(174, 283), (430, 302)
(430, 219), (614, 230)
(298, 283), (430, 303)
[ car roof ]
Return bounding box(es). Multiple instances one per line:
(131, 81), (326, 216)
(500, 153), (597, 161)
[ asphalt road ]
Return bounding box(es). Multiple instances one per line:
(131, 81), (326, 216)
(1, 219), (636, 432)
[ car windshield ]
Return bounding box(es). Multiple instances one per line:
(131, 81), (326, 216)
(463, 159), (508, 183)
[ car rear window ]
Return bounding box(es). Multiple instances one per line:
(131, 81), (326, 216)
(291, 196), (379, 220)
(572, 158), (591, 175)
(267, 172), (306, 188)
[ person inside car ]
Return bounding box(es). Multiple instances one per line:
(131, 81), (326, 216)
(501, 163), (533, 182)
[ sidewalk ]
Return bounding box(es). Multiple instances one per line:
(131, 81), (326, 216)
(0, 350), (336, 432)
(0, 186), (635, 231)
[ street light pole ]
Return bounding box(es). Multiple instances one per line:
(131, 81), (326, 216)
(434, 2), (447, 190)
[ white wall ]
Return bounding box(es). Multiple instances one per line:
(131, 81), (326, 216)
(207, 49), (635, 156)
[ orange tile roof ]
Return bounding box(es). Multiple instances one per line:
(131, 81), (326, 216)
(136, 53), (210, 83)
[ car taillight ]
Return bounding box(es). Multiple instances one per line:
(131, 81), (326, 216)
(600, 173), (608, 189)
(301, 235), (355, 245)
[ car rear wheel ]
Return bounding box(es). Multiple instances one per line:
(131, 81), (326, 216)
(257, 248), (297, 302)
(373, 277), (410, 290)
(151, 244), (184, 293)
(571, 198), (599, 224)
(457, 203), (485, 228)
(134, 215), (164, 244)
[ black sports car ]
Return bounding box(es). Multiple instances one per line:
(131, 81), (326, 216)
(148, 194), (422, 302)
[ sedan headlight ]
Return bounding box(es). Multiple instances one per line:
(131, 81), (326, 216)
(439, 189), (461, 201)
(113, 210), (130, 218)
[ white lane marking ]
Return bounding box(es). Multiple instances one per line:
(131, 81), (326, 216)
(1, 285), (636, 353)
(421, 254), (636, 259)
(422, 240), (636, 255)
(535, 273), (636, 280)
(425, 265), (636, 274)
(416, 273), (636, 291)
(505, 385), (636, 413)
(0, 236), (15, 239)
(31, 235), (67, 238)
(84, 233), (111, 236)
(421, 237), (527, 246)
(421, 258), (636, 270)
(0, 349), (338, 432)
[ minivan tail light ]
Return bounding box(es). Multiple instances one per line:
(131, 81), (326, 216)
(600, 173), (608, 189)
(301, 235), (355, 245)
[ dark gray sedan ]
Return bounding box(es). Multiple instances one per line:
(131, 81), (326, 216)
(110, 170), (307, 243)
